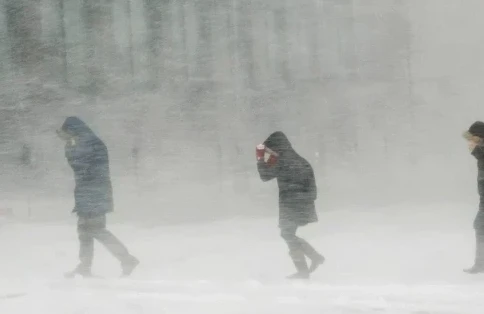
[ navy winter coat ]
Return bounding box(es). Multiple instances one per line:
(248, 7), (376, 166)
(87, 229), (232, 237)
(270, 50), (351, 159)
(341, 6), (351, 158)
(61, 117), (113, 217)
(471, 145), (484, 230)
(257, 132), (318, 227)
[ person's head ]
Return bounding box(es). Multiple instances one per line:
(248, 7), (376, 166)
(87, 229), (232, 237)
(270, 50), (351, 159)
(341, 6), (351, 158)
(464, 121), (484, 144)
(263, 131), (292, 155)
(56, 128), (72, 142)
(57, 116), (91, 142)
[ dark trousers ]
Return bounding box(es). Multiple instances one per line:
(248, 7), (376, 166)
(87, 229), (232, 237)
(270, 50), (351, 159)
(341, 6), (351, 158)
(77, 214), (133, 271)
(474, 210), (484, 268)
(474, 210), (484, 267)
(473, 232), (484, 267)
(280, 223), (321, 268)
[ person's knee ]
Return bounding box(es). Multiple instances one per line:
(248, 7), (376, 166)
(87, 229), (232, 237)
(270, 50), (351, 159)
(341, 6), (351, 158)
(281, 229), (295, 241)
(475, 220), (484, 235)
(78, 230), (93, 243)
(280, 229), (295, 241)
(93, 229), (111, 242)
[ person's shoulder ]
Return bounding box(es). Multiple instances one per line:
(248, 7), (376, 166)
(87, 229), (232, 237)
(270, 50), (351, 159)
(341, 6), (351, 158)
(299, 156), (314, 171)
(86, 136), (107, 152)
(91, 135), (106, 146)
(295, 153), (311, 165)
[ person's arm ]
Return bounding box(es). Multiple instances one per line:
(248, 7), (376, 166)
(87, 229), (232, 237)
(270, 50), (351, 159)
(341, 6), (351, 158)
(81, 140), (103, 181)
(256, 144), (277, 182)
(257, 160), (277, 182)
(479, 179), (484, 211)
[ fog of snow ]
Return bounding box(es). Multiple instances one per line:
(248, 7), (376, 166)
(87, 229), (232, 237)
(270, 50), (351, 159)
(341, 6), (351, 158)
(1, 1), (484, 313)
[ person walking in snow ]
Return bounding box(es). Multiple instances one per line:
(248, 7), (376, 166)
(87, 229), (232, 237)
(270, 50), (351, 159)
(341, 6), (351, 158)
(256, 131), (324, 279)
(57, 117), (139, 278)
(464, 121), (484, 274)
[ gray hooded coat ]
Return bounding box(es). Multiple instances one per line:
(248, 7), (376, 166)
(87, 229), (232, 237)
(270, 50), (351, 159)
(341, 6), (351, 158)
(257, 132), (318, 227)
(61, 117), (113, 217)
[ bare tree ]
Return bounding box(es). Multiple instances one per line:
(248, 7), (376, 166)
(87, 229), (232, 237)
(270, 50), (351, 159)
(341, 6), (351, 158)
(273, 0), (292, 88)
(58, 0), (68, 84)
(4, 0), (43, 73)
(81, 0), (103, 94)
(143, 0), (163, 89)
(126, 0), (135, 78)
(183, 0), (215, 123)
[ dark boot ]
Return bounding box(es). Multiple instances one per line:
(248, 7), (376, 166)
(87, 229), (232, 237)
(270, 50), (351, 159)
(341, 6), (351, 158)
(287, 250), (310, 280)
(64, 263), (93, 278)
(300, 239), (325, 273)
(464, 232), (484, 274)
(121, 256), (140, 277)
(71, 225), (95, 278)
(464, 265), (484, 274)
(94, 228), (139, 276)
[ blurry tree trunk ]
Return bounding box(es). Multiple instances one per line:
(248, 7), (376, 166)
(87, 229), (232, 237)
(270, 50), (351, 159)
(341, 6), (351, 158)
(58, 0), (68, 84)
(161, 1), (174, 93)
(82, 0), (103, 95)
(5, 0), (43, 75)
(236, 0), (256, 92)
(338, 0), (357, 80)
(230, 0), (255, 194)
(308, 1), (321, 79)
(80, 0), (116, 95)
(100, 0), (116, 74)
(188, 0), (221, 185)
(126, 0), (135, 78)
(273, 0), (292, 88)
(176, 0), (189, 85)
(0, 2), (10, 74)
(184, 0), (214, 121)
(397, 0), (417, 164)
(143, 0), (163, 89)
(400, 0), (415, 122)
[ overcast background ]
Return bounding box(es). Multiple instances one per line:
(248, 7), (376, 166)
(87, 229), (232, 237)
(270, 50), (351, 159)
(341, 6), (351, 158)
(0, 0), (482, 223)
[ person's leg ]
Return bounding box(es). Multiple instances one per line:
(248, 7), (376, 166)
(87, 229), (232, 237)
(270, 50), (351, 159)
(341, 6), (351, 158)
(92, 216), (139, 276)
(65, 216), (95, 277)
(280, 224), (301, 251)
(299, 237), (325, 273)
(464, 230), (484, 274)
(475, 230), (484, 266)
(280, 224), (309, 278)
(465, 210), (484, 273)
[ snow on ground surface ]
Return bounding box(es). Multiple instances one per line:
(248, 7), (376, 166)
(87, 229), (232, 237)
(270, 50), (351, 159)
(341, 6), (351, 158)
(1, 203), (484, 314)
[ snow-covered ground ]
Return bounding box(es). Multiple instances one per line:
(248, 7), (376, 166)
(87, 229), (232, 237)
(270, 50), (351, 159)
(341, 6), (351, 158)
(1, 203), (484, 314)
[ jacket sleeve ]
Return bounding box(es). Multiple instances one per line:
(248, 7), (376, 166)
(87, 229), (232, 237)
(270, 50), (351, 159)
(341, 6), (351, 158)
(257, 160), (277, 182)
(67, 142), (93, 181)
(478, 170), (484, 211)
(81, 142), (101, 181)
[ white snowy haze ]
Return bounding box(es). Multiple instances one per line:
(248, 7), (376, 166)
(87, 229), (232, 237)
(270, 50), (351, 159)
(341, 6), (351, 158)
(0, 0), (482, 221)
(2, 1), (484, 313)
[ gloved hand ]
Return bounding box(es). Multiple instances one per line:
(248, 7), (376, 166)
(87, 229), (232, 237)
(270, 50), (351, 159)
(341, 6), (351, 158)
(256, 144), (278, 166)
(265, 146), (279, 166)
(267, 154), (278, 166)
(256, 144), (265, 161)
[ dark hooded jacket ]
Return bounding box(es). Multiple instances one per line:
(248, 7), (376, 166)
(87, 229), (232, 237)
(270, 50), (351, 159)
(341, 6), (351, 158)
(257, 132), (318, 227)
(61, 117), (113, 217)
(472, 144), (484, 212)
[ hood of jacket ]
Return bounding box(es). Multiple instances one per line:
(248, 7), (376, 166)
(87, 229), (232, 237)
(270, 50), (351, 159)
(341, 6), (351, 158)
(263, 131), (293, 155)
(61, 116), (95, 138)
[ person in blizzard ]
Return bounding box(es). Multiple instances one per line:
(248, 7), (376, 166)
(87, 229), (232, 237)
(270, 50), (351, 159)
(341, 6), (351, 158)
(256, 131), (324, 279)
(464, 121), (484, 274)
(57, 117), (139, 278)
